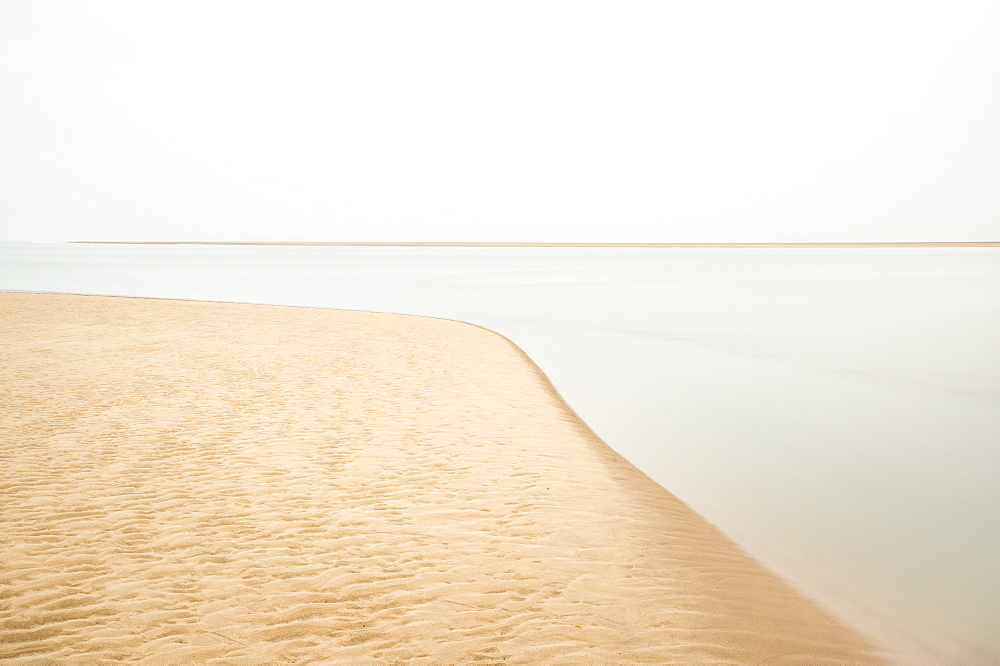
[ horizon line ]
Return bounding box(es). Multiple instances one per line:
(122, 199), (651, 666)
(70, 241), (1000, 248)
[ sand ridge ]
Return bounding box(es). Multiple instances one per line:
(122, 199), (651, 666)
(0, 293), (882, 663)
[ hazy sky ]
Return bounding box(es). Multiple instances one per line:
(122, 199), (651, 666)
(2, 1), (999, 242)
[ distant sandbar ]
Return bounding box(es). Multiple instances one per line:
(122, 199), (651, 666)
(73, 241), (1000, 248)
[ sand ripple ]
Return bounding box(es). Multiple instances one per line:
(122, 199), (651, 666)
(0, 293), (882, 663)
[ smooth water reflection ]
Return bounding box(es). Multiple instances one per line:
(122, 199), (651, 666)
(2, 242), (998, 662)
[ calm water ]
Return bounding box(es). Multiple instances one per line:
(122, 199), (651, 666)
(3, 242), (998, 662)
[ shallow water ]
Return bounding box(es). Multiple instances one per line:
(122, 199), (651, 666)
(2, 242), (998, 662)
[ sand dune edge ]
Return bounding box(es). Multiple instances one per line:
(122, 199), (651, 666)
(0, 293), (883, 663)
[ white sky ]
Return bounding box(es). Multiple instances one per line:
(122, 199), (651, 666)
(2, 1), (999, 242)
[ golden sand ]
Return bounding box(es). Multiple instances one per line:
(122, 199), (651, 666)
(0, 293), (882, 663)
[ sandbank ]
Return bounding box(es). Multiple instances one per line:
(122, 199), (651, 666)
(0, 293), (882, 663)
(75, 241), (1000, 247)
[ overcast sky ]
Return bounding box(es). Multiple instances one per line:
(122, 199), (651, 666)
(2, 1), (999, 242)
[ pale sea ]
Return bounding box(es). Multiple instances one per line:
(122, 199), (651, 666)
(2, 242), (998, 663)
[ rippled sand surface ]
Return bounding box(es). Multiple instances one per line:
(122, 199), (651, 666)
(0, 293), (881, 663)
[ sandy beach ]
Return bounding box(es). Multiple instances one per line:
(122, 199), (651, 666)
(1, 293), (881, 663)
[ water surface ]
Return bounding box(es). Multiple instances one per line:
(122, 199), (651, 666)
(2, 242), (998, 662)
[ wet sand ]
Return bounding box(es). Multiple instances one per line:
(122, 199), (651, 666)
(0, 293), (882, 663)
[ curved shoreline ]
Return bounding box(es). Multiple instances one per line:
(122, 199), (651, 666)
(1, 292), (882, 663)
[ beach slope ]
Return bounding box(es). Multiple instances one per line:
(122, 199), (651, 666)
(0, 293), (881, 663)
